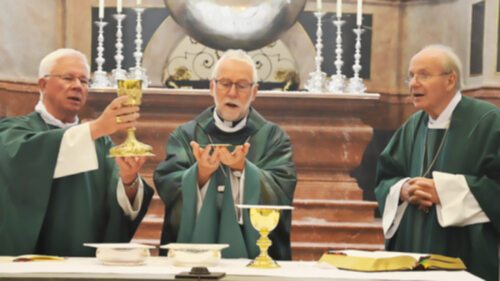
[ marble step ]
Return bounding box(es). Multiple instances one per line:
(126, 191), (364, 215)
(295, 179), (363, 200)
(142, 196), (378, 224)
(291, 220), (383, 244)
(134, 216), (164, 240)
(292, 199), (378, 222)
(135, 217), (384, 245)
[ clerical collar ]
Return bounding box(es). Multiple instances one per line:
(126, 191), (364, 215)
(427, 91), (462, 129)
(35, 99), (79, 129)
(213, 109), (247, 133)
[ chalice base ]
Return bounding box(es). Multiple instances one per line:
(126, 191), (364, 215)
(247, 255), (280, 269)
(109, 136), (155, 157)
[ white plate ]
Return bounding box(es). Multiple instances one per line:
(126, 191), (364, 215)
(84, 243), (155, 249)
(84, 243), (153, 266)
(236, 204), (294, 210)
(160, 243), (229, 267)
(160, 243), (229, 251)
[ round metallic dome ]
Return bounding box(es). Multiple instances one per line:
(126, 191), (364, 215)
(164, 0), (306, 51)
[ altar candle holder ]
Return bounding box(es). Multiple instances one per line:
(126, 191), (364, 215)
(91, 19), (111, 88)
(305, 12), (327, 93)
(346, 26), (367, 94)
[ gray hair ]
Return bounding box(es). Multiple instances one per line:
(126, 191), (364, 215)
(419, 44), (463, 91)
(210, 49), (258, 83)
(38, 48), (90, 78)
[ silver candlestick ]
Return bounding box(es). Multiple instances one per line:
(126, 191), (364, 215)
(346, 26), (366, 94)
(328, 17), (346, 94)
(129, 7), (149, 88)
(305, 12), (327, 93)
(111, 13), (127, 87)
(91, 20), (111, 88)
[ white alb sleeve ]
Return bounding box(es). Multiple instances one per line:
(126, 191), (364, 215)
(433, 171), (490, 227)
(382, 177), (410, 239)
(116, 179), (144, 220)
(53, 123), (98, 178)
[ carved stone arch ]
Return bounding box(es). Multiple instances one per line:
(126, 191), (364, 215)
(142, 17), (186, 87)
(143, 18), (315, 89)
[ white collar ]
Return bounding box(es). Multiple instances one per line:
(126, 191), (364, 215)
(213, 109), (247, 133)
(35, 99), (79, 129)
(427, 92), (462, 129)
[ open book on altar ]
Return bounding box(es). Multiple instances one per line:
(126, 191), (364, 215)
(319, 250), (466, 272)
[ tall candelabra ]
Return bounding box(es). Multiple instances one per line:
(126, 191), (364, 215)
(305, 12), (327, 93)
(328, 17), (346, 93)
(111, 13), (127, 87)
(346, 26), (366, 94)
(129, 7), (149, 88)
(91, 19), (111, 88)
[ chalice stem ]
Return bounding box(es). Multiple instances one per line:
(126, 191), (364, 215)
(257, 230), (272, 257)
(127, 127), (137, 140)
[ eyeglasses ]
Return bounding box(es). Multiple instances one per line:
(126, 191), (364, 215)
(405, 72), (450, 85)
(214, 79), (254, 93)
(44, 74), (91, 87)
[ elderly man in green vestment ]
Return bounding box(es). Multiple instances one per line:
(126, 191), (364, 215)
(154, 49), (297, 260)
(0, 48), (153, 256)
(375, 45), (500, 281)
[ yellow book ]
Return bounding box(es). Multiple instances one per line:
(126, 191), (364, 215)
(319, 252), (466, 272)
(0, 255), (66, 262)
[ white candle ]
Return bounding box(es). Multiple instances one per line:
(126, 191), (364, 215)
(316, 0), (322, 11)
(136, 0), (142, 5)
(117, 0), (122, 13)
(356, 0), (363, 26)
(98, 0), (104, 19)
(336, 0), (342, 18)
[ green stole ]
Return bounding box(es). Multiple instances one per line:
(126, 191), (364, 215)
(176, 118), (262, 258)
(411, 128), (447, 251)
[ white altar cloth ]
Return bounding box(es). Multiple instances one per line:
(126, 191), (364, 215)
(0, 254), (481, 281)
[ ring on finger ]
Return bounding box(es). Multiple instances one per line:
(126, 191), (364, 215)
(116, 116), (123, 124)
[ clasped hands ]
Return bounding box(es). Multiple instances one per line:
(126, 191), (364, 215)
(191, 141), (250, 186)
(400, 177), (441, 212)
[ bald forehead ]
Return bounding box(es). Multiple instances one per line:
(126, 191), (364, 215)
(218, 58), (252, 70)
(52, 55), (90, 76)
(216, 58), (253, 78)
(409, 48), (447, 72)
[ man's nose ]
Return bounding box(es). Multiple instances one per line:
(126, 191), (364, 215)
(71, 78), (84, 87)
(408, 76), (421, 89)
(227, 83), (238, 97)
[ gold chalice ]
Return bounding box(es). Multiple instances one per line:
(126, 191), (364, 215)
(109, 79), (154, 157)
(237, 204), (294, 269)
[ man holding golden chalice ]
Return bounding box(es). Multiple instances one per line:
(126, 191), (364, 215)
(109, 79), (154, 158)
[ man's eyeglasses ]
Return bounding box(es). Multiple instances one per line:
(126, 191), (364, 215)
(214, 79), (254, 93)
(44, 74), (91, 87)
(405, 72), (450, 85)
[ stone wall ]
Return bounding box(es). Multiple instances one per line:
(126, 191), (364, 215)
(0, 0), (63, 82)
(0, 0), (498, 94)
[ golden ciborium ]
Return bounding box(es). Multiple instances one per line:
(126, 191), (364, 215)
(237, 204), (294, 269)
(109, 79), (154, 157)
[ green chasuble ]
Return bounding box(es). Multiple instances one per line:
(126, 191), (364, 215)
(375, 96), (500, 281)
(154, 107), (297, 260)
(0, 112), (153, 256)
